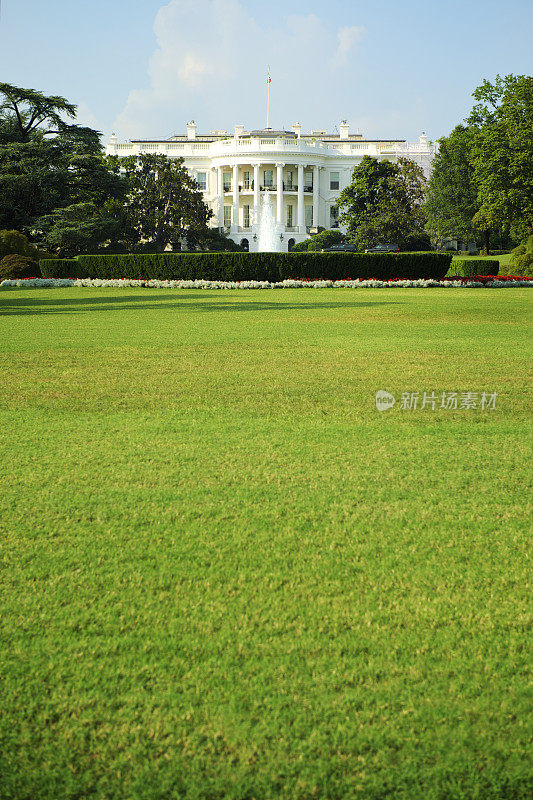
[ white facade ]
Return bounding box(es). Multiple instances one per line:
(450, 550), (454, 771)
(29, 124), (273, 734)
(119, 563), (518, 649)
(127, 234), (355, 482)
(106, 122), (436, 252)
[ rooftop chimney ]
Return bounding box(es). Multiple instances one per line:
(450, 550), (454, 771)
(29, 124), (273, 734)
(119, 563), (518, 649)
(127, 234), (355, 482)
(186, 121), (197, 140)
(291, 122), (301, 138)
(339, 120), (349, 139)
(234, 124), (245, 138)
(419, 132), (428, 145)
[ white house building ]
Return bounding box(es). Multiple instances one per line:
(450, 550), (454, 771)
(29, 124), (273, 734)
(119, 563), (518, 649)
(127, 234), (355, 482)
(106, 122), (436, 252)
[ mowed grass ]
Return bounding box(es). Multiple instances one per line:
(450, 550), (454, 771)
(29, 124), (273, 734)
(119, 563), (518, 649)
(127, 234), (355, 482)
(0, 287), (531, 800)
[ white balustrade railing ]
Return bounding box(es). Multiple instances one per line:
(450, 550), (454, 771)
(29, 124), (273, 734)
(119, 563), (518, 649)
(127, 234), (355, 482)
(108, 137), (434, 162)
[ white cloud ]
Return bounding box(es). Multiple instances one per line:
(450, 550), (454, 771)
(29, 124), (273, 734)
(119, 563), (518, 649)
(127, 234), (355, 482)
(330, 25), (365, 70)
(111, 0), (366, 139)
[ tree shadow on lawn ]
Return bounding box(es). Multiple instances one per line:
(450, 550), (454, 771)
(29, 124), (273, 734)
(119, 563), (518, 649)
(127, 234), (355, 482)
(0, 293), (402, 316)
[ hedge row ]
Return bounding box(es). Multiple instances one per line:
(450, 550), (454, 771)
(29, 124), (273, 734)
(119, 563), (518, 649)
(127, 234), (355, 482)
(40, 259), (80, 277)
(40, 252), (452, 282)
(452, 259), (499, 277)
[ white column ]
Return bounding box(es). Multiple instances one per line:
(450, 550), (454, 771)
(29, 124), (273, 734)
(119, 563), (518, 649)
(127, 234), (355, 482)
(312, 165), (319, 228)
(232, 164), (239, 230)
(217, 167), (224, 228)
(297, 164), (304, 232)
(276, 163), (283, 225)
(253, 162), (260, 224)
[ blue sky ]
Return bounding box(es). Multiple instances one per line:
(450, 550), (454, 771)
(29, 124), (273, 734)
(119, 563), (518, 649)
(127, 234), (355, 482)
(1, 0), (532, 143)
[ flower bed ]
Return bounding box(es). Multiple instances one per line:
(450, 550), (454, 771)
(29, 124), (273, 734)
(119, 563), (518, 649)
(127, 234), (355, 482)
(1, 276), (532, 290)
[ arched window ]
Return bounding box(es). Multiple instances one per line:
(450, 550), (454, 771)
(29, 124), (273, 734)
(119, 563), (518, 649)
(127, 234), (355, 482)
(240, 238), (249, 252)
(288, 238), (296, 252)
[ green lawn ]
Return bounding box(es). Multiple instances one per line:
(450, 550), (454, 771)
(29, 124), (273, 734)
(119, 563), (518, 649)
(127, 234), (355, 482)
(1, 287), (531, 800)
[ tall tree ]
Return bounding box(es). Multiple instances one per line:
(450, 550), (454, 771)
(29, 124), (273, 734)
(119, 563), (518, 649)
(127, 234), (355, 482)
(120, 154), (213, 253)
(0, 83), (76, 142)
(0, 83), (123, 254)
(468, 74), (533, 249)
(424, 125), (479, 247)
(335, 156), (429, 250)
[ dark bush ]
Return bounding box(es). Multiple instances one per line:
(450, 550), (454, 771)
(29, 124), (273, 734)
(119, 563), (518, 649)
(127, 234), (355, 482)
(40, 258), (81, 278)
(47, 252), (452, 282)
(0, 230), (48, 262)
(452, 258), (499, 277)
(0, 254), (40, 280)
(509, 236), (533, 276)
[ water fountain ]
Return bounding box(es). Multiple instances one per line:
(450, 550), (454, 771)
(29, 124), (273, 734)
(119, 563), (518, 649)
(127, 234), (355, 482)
(256, 191), (281, 252)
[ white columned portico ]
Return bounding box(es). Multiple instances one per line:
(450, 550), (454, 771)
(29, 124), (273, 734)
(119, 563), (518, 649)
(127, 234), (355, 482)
(297, 164), (304, 232)
(217, 166), (224, 228)
(276, 163), (283, 225)
(232, 164), (239, 230)
(252, 162), (260, 225)
(312, 165), (319, 228)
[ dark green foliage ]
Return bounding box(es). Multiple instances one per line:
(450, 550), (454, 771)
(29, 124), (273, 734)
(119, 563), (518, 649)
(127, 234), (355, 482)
(36, 203), (122, 258)
(468, 75), (533, 242)
(0, 254), (40, 279)
(509, 235), (533, 275)
(39, 258), (79, 278)
(291, 230), (346, 252)
(452, 258), (499, 277)
(335, 156), (428, 250)
(402, 231), (432, 251)
(184, 227), (244, 252)
(41, 251), (452, 281)
(118, 154), (213, 253)
(0, 82), (77, 142)
(0, 229), (47, 261)
(424, 125), (479, 244)
(0, 83), (124, 254)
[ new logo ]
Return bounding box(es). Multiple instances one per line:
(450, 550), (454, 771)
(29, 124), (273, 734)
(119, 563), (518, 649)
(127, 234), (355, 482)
(375, 390), (396, 411)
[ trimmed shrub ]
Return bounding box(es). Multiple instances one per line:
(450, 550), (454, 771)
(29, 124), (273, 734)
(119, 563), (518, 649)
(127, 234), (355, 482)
(452, 258), (499, 277)
(40, 258), (81, 278)
(509, 236), (533, 276)
(60, 252), (452, 282)
(0, 254), (40, 280)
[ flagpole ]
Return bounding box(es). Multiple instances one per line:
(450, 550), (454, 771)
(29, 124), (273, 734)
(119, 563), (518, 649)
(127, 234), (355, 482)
(266, 66), (270, 129)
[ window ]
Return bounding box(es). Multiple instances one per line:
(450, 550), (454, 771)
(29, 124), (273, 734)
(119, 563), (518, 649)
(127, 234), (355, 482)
(264, 169), (273, 188)
(330, 171), (339, 190)
(330, 205), (339, 227)
(223, 206), (231, 227)
(197, 172), (207, 191)
(223, 172), (231, 191)
(304, 171), (313, 190)
(287, 205), (294, 227)
(243, 205), (250, 228)
(243, 171), (250, 189)
(305, 204), (313, 227)
(286, 170), (294, 189)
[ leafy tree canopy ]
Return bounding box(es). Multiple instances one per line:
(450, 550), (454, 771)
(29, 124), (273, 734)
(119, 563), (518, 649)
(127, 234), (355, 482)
(118, 154), (213, 253)
(0, 82), (77, 142)
(0, 83), (124, 254)
(424, 125), (479, 244)
(291, 230), (346, 252)
(335, 156), (428, 250)
(468, 74), (533, 241)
